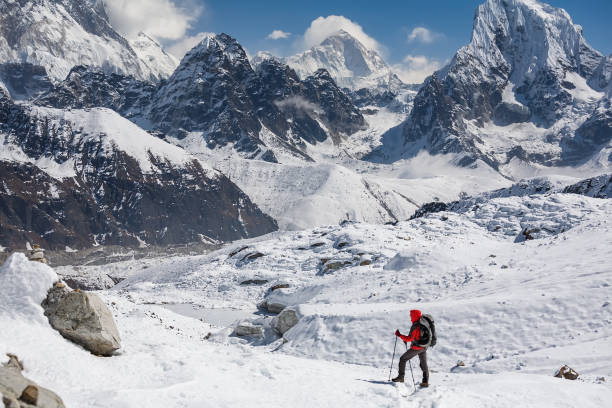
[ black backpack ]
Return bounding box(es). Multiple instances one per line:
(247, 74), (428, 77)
(414, 314), (437, 348)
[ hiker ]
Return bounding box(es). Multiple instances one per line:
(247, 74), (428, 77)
(392, 309), (435, 387)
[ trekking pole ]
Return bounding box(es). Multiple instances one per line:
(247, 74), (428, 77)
(406, 343), (416, 391)
(388, 336), (398, 381)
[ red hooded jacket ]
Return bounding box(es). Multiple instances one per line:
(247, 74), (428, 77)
(396, 310), (424, 350)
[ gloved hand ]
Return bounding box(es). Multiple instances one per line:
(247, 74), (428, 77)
(395, 329), (401, 337)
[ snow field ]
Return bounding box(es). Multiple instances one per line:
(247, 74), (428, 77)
(2, 190), (612, 407)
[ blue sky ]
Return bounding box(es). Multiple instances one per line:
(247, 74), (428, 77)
(190, 0), (612, 63)
(105, 0), (612, 83)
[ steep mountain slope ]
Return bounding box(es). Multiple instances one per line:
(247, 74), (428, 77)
(373, 0), (611, 173)
(0, 88), (277, 250)
(285, 30), (403, 93)
(148, 34), (366, 162)
(0, 0), (177, 83)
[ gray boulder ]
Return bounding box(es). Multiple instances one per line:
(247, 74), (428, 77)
(0, 354), (65, 408)
(258, 300), (287, 314)
(233, 322), (264, 337)
(42, 284), (121, 356)
(273, 308), (299, 335)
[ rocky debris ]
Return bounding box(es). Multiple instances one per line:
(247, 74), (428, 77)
(410, 202), (449, 220)
(268, 283), (290, 292)
(229, 246), (250, 258)
(19, 385), (38, 405)
(28, 245), (47, 264)
(42, 284), (121, 356)
(0, 354), (65, 408)
(554, 365), (579, 380)
(233, 322), (264, 337)
(264, 301), (287, 314)
(320, 259), (352, 274)
(4, 355), (23, 371)
(241, 252), (265, 262)
(515, 227), (542, 243)
(272, 308), (299, 335)
(240, 279), (269, 286)
(563, 173), (612, 198)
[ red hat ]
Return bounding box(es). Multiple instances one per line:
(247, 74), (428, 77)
(410, 309), (422, 323)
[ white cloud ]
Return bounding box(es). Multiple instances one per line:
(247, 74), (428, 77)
(267, 30), (291, 40)
(392, 55), (442, 84)
(274, 96), (320, 116)
(166, 32), (214, 59)
(301, 15), (381, 52)
(407, 27), (440, 44)
(104, 0), (202, 41)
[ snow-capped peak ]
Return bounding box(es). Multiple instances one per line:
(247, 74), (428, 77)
(129, 32), (179, 80)
(0, 0), (176, 83)
(467, 0), (602, 81)
(286, 30), (402, 92)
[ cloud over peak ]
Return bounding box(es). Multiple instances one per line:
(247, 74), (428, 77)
(267, 30), (291, 40)
(392, 54), (442, 84)
(407, 27), (441, 44)
(302, 15), (381, 52)
(104, 0), (202, 41)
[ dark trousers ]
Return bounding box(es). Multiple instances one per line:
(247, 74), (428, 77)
(398, 347), (429, 382)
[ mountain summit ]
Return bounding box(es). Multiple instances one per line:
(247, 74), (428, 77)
(0, 0), (177, 83)
(382, 0), (612, 173)
(286, 30), (404, 92)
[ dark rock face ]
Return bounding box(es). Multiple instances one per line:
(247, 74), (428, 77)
(562, 100), (612, 164)
(383, 0), (612, 169)
(150, 34), (268, 157)
(0, 92), (277, 251)
(302, 69), (366, 144)
(34, 65), (155, 119)
(563, 173), (612, 198)
(0, 63), (53, 100)
(493, 102), (531, 126)
(148, 34), (366, 161)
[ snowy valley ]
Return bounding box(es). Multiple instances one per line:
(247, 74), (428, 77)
(1, 0), (611, 407)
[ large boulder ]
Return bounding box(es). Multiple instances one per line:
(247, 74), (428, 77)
(42, 284), (121, 356)
(272, 308), (299, 335)
(0, 354), (65, 408)
(233, 322), (264, 338)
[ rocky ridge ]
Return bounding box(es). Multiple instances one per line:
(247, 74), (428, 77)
(0, 87), (277, 250)
(0, 0), (177, 83)
(370, 0), (612, 171)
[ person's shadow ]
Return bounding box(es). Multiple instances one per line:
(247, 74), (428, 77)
(358, 379), (392, 385)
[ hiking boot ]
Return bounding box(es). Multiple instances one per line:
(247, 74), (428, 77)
(391, 376), (404, 383)
(419, 382), (429, 388)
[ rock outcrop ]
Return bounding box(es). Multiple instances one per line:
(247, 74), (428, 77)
(0, 354), (65, 408)
(272, 308), (299, 335)
(42, 283), (121, 356)
(233, 322), (264, 338)
(0, 87), (278, 251)
(371, 0), (612, 169)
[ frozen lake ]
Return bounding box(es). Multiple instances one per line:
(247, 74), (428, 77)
(161, 303), (256, 327)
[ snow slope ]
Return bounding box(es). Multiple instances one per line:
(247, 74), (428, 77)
(286, 30), (404, 92)
(4, 188), (610, 407)
(174, 133), (511, 230)
(0, 0), (175, 82)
